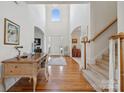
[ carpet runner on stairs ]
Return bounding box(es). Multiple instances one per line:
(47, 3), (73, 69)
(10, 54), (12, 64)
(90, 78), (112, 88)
(82, 50), (118, 92)
(82, 51), (109, 92)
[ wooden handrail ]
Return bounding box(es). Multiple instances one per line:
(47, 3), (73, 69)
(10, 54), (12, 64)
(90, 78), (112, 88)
(81, 18), (117, 70)
(90, 18), (117, 42)
(110, 32), (124, 40)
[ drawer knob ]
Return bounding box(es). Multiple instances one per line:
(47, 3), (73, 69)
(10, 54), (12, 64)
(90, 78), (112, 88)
(10, 70), (13, 72)
(15, 66), (18, 68)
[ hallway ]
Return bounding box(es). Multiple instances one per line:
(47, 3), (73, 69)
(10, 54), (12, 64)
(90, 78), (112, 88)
(8, 57), (95, 92)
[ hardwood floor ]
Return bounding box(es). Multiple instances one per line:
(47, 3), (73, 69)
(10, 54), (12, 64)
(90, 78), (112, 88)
(8, 57), (95, 92)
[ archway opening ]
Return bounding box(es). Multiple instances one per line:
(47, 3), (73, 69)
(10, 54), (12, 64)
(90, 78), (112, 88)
(71, 26), (82, 64)
(34, 26), (44, 53)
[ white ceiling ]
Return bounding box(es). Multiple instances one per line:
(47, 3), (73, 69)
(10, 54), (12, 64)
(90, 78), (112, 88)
(25, 1), (89, 4)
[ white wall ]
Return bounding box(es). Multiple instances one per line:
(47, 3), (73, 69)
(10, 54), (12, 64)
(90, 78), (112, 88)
(118, 1), (124, 33)
(28, 4), (47, 52)
(87, 1), (117, 64)
(70, 4), (90, 34)
(46, 4), (70, 55)
(90, 1), (117, 38)
(70, 4), (90, 67)
(71, 30), (81, 49)
(28, 4), (46, 33)
(0, 2), (45, 91)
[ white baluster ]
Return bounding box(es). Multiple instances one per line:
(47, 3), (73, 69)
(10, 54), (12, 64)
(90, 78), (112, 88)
(117, 38), (121, 92)
(109, 39), (115, 91)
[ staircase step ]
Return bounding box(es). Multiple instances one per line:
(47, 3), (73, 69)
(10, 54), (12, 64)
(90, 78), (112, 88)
(87, 64), (109, 79)
(96, 59), (109, 70)
(96, 62), (109, 71)
(83, 48), (120, 92)
(83, 70), (108, 91)
(87, 65), (108, 80)
(102, 53), (118, 61)
(96, 58), (109, 66)
(103, 51), (109, 56)
(102, 54), (109, 61)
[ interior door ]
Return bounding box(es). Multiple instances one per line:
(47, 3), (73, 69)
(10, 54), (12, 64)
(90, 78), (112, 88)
(48, 35), (63, 55)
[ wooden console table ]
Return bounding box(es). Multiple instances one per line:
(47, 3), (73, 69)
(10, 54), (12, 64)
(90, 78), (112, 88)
(2, 53), (47, 92)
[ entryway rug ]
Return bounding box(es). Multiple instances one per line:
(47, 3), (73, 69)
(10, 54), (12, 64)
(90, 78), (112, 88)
(48, 57), (67, 66)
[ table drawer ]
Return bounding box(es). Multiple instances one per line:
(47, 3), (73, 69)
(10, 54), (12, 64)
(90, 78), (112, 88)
(4, 63), (37, 76)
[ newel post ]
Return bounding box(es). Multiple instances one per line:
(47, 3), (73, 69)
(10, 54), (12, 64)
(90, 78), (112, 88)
(81, 36), (89, 70)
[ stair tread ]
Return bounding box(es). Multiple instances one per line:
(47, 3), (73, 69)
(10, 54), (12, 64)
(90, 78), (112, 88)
(102, 54), (109, 61)
(83, 70), (108, 90)
(96, 58), (109, 70)
(83, 49), (119, 92)
(88, 64), (109, 79)
(85, 68), (108, 80)
(96, 62), (109, 70)
(103, 51), (109, 57)
(83, 70), (102, 92)
(96, 58), (109, 65)
(103, 53), (109, 57)
(103, 51), (118, 57)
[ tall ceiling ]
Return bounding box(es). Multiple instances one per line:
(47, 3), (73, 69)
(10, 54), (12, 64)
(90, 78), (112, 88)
(25, 1), (89, 4)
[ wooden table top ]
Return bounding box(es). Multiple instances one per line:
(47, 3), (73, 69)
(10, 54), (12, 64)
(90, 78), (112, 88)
(2, 53), (47, 64)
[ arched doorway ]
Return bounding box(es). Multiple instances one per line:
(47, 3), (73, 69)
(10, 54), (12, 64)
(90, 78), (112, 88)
(34, 26), (44, 53)
(71, 26), (82, 66)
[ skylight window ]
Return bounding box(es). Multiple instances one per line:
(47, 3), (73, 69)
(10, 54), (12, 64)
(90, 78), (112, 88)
(51, 8), (60, 22)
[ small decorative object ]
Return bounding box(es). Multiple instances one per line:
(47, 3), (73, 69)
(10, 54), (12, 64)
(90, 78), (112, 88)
(34, 38), (41, 45)
(72, 39), (77, 43)
(14, 46), (23, 59)
(4, 18), (20, 45)
(21, 52), (28, 58)
(60, 47), (63, 56)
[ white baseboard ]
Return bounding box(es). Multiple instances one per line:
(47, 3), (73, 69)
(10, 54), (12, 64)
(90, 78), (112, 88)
(71, 57), (82, 70)
(82, 71), (101, 92)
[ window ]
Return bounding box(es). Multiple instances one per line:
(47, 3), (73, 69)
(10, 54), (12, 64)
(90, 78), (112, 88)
(51, 8), (60, 22)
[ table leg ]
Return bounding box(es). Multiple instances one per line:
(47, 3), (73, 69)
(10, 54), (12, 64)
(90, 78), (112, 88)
(33, 76), (37, 92)
(28, 77), (32, 83)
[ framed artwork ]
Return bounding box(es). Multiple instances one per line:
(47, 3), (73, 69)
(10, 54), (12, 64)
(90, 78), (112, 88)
(72, 39), (77, 43)
(34, 38), (41, 45)
(4, 18), (20, 45)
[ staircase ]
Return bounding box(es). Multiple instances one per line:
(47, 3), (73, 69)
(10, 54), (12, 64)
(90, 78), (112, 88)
(83, 48), (119, 92)
(81, 18), (121, 91)
(83, 51), (110, 92)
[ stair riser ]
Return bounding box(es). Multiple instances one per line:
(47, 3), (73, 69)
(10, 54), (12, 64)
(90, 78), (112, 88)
(96, 60), (109, 66)
(87, 65), (108, 80)
(96, 59), (109, 70)
(83, 73), (102, 91)
(96, 63), (109, 71)
(88, 65), (109, 79)
(83, 70), (109, 91)
(102, 55), (109, 61)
